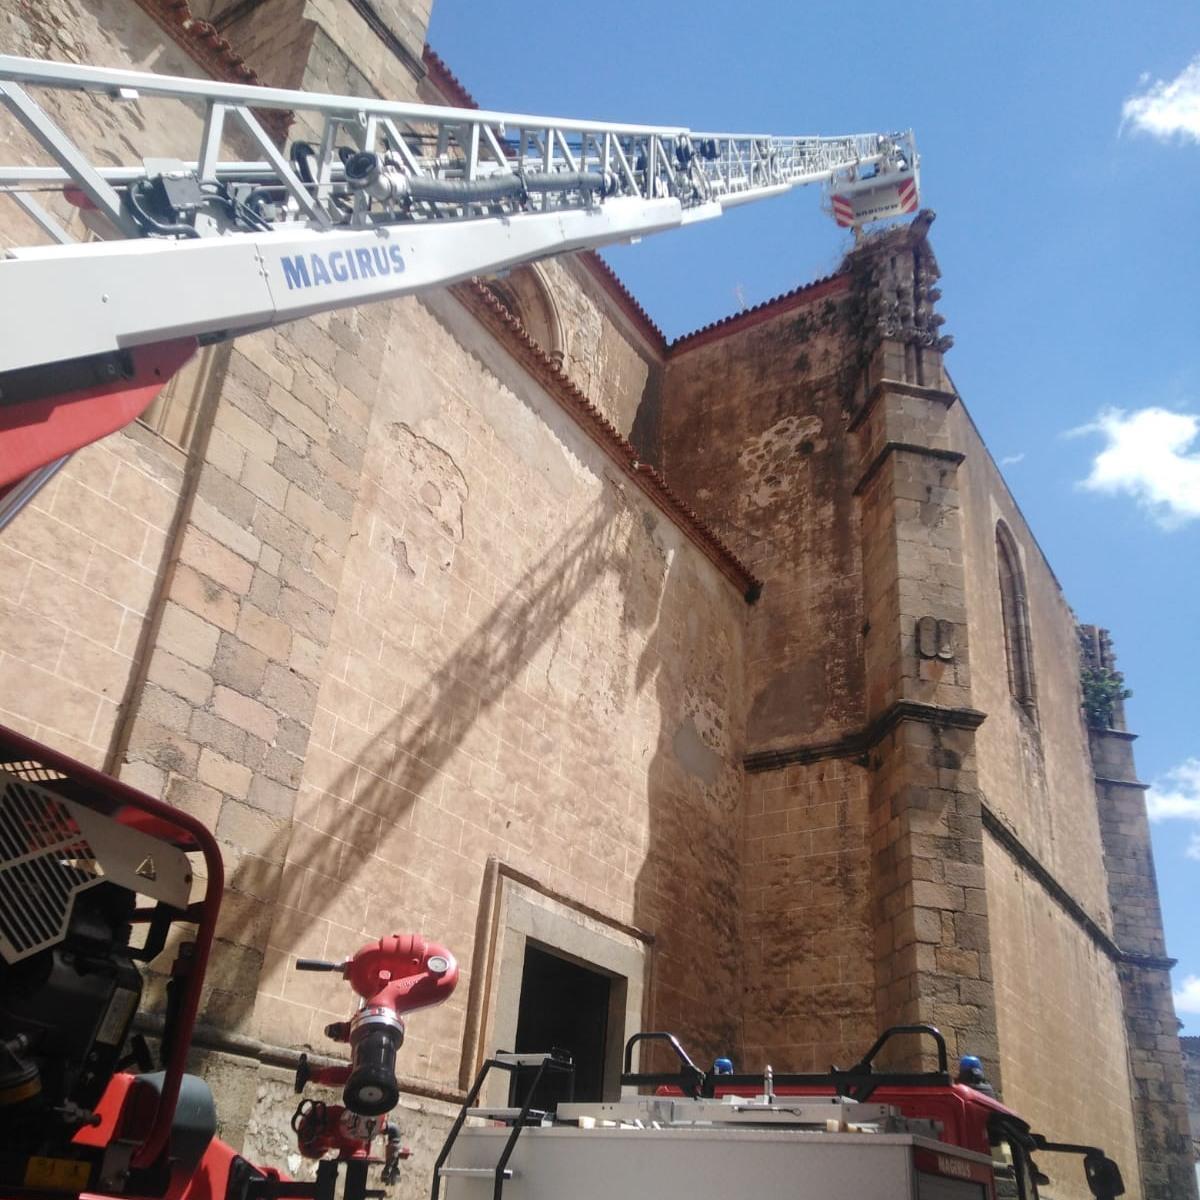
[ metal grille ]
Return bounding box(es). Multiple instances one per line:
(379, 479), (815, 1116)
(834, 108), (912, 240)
(0, 769), (103, 964)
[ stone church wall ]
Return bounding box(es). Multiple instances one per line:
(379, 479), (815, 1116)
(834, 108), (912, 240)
(953, 409), (1114, 923)
(983, 840), (1140, 1195)
(247, 286), (749, 1087)
(952, 404), (1142, 1193)
(659, 285), (876, 1071)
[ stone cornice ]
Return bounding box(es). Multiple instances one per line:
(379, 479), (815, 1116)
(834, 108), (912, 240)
(744, 699), (986, 774)
(1094, 775), (1150, 791)
(848, 377), (959, 433)
(981, 805), (1175, 972)
(450, 280), (762, 603)
(853, 442), (965, 497)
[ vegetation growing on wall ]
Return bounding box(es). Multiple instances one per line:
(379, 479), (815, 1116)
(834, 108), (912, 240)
(1081, 664), (1132, 729)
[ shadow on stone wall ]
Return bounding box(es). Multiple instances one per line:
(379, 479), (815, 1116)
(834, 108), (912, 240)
(628, 550), (743, 1075)
(282, 494), (637, 903)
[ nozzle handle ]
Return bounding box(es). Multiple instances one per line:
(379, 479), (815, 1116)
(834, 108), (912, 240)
(295, 958), (344, 972)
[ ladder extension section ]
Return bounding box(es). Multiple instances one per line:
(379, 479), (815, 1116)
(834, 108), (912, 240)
(0, 54), (918, 379)
(0, 55), (917, 505)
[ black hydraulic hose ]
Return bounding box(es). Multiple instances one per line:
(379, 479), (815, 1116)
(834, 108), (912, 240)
(345, 151), (608, 205)
(393, 171), (609, 203)
(393, 173), (525, 204)
(127, 179), (200, 239)
(523, 171), (607, 194)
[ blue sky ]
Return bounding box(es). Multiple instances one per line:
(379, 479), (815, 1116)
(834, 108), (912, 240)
(427, 1), (1200, 1032)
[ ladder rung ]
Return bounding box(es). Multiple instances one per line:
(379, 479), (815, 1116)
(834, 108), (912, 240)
(438, 1168), (515, 1179)
(492, 1052), (559, 1067)
(467, 1107), (547, 1121)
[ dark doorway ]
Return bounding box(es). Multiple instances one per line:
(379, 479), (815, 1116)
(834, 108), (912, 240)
(512, 943), (611, 1110)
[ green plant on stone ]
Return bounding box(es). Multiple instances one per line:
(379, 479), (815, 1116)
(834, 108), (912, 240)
(1080, 665), (1132, 729)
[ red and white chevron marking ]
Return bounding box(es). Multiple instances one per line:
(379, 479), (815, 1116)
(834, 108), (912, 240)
(832, 175), (919, 227)
(831, 195), (855, 227)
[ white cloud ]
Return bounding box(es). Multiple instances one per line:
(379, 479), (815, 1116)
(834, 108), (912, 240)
(1000, 452), (1025, 466)
(1123, 56), (1200, 142)
(1074, 407), (1200, 527)
(1175, 974), (1200, 1014)
(1147, 757), (1200, 821)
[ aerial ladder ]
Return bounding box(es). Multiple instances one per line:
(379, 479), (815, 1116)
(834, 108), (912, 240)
(0, 54), (919, 528)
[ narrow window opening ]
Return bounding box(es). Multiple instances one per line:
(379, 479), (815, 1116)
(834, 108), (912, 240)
(996, 521), (1036, 719)
(512, 943), (612, 1109)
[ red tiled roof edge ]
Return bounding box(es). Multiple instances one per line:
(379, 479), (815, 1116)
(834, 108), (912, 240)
(450, 279), (761, 603)
(669, 270), (851, 355)
(131, 0), (292, 140)
(421, 45), (478, 108)
(423, 45), (668, 354)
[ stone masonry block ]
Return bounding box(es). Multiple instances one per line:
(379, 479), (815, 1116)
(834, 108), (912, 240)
(909, 880), (965, 912)
(214, 402), (279, 464)
(191, 498), (262, 563)
(197, 468), (258, 529)
(241, 456), (289, 511)
(164, 778), (222, 829)
(268, 382), (329, 446)
(236, 603), (292, 661)
(277, 588), (333, 644)
(215, 799), (289, 860)
(212, 633), (269, 695)
(251, 504), (311, 560)
(213, 686), (279, 744)
(248, 569), (282, 612)
(233, 337), (293, 393)
(247, 774), (297, 820)
(159, 602), (221, 670)
(180, 529), (255, 596)
(172, 564), (240, 633)
(261, 662), (320, 721)
(189, 709), (251, 765)
(284, 488), (346, 550)
(136, 684), (194, 736)
(126, 720), (200, 778)
(198, 747), (253, 800)
(260, 746), (304, 789)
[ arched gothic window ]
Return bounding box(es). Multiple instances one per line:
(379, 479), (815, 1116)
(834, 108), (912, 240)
(996, 521), (1036, 718)
(479, 265), (564, 368)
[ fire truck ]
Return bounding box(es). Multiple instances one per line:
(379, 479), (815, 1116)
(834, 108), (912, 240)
(0, 726), (1126, 1200)
(0, 51), (1123, 1200)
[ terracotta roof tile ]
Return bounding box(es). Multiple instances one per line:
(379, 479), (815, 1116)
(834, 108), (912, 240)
(668, 270), (850, 353)
(421, 45), (479, 109)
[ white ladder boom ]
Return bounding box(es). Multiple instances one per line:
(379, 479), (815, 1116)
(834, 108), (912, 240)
(0, 55), (919, 376)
